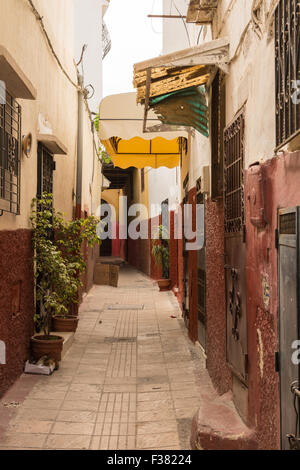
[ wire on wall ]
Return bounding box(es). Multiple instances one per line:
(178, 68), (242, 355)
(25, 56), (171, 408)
(26, 0), (80, 91)
(172, 1), (191, 47)
(26, 0), (103, 164)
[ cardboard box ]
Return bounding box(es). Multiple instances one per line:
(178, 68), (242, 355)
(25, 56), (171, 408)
(24, 360), (55, 376)
(94, 263), (110, 285)
(110, 265), (119, 288)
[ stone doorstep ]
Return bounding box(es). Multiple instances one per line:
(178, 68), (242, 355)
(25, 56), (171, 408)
(190, 391), (258, 451)
(56, 332), (75, 360)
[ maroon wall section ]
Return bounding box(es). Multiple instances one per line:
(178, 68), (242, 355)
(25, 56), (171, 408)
(187, 188), (198, 343)
(169, 211), (178, 290)
(177, 205), (184, 312)
(0, 230), (34, 398)
(127, 219), (151, 277)
(205, 198), (232, 395)
(245, 150), (300, 449)
(111, 223), (127, 260)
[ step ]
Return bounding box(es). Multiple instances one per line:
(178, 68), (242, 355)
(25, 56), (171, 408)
(55, 332), (75, 359)
(191, 391), (258, 450)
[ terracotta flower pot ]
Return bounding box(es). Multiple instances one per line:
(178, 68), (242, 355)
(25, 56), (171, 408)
(30, 335), (64, 362)
(52, 316), (79, 333)
(157, 279), (171, 292)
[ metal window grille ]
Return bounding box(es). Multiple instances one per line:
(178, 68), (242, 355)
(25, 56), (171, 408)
(37, 143), (54, 197)
(211, 70), (226, 200)
(0, 88), (21, 215)
(275, 0), (300, 148)
(224, 111), (245, 234)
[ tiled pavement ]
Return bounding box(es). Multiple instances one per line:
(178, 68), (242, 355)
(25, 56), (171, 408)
(0, 265), (209, 450)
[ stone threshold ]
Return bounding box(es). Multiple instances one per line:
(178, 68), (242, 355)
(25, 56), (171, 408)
(191, 390), (258, 450)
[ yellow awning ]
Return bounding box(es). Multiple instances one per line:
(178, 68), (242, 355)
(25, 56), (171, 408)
(99, 92), (187, 169)
(102, 136), (181, 169)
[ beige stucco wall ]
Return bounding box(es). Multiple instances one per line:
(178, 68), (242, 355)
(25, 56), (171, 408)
(0, 0), (102, 231)
(134, 169), (149, 216)
(101, 189), (120, 222)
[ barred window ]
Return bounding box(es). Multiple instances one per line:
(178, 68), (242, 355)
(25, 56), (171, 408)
(37, 143), (54, 198)
(224, 111), (245, 234)
(275, 0), (300, 148)
(0, 87), (21, 215)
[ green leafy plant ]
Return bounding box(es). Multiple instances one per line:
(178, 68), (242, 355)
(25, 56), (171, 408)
(54, 213), (101, 313)
(30, 194), (101, 336)
(99, 146), (112, 164)
(93, 114), (112, 164)
(151, 225), (170, 280)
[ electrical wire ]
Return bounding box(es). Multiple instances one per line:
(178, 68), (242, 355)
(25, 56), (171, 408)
(150, 0), (163, 35)
(197, 25), (204, 45)
(26, 0), (80, 91)
(172, 2), (191, 47)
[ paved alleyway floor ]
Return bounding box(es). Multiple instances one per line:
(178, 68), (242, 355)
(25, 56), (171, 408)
(0, 266), (209, 450)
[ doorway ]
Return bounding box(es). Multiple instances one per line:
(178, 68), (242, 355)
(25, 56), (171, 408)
(100, 199), (112, 257)
(278, 207), (300, 450)
(224, 111), (248, 387)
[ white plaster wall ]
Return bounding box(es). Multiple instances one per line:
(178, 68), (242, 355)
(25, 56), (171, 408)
(214, 0), (276, 168)
(74, 0), (108, 113)
(148, 167), (180, 218)
(160, 0), (278, 193)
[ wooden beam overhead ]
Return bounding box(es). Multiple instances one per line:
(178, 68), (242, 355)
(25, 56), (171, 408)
(134, 37), (229, 72)
(135, 65), (211, 104)
(133, 38), (229, 104)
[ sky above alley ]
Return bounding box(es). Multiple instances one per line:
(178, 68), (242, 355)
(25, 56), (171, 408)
(103, 0), (163, 98)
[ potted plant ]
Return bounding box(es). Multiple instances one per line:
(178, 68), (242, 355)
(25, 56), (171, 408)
(30, 194), (78, 361)
(52, 212), (101, 332)
(152, 225), (171, 292)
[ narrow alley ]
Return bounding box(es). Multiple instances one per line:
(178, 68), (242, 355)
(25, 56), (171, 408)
(0, 266), (208, 450)
(1, 0), (300, 454)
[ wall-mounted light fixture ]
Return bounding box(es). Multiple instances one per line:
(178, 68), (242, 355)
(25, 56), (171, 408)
(22, 133), (32, 158)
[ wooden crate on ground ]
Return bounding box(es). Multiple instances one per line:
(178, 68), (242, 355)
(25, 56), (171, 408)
(94, 263), (119, 287)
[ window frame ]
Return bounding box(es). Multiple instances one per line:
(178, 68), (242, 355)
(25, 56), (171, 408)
(275, 0), (300, 149)
(0, 87), (21, 215)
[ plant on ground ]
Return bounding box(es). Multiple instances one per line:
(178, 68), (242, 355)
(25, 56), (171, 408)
(30, 193), (101, 336)
(151, 225), (170, 280)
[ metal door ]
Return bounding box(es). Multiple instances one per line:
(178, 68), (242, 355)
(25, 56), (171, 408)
(278, 207), (300, 450)
(224, 111), (248, 382)
(100, 199), (112, 257)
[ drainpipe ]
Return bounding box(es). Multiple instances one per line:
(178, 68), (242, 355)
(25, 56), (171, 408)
(75, 73), (84, 219)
